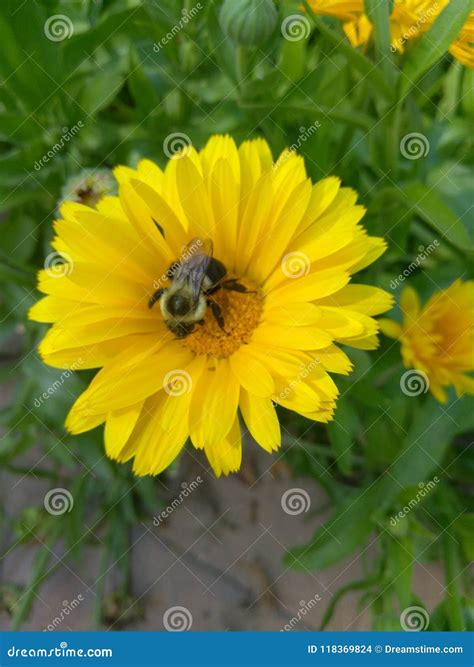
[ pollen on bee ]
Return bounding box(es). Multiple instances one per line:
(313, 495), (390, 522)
(183, 280), (263, 358)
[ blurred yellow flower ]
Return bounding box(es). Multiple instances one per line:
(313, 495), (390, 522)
(307, 0), (474, 68)
(380, 281), (474, 403)
(30, 135), (391, 477)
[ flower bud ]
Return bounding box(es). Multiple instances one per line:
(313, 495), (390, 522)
(219, 0), (278, 48)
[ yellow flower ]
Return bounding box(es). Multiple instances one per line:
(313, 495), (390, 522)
(380, 281), (474, 403)
(30, 135), (391, 477)
(307, 0), (474, 68)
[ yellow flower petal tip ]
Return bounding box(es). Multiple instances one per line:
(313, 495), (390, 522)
(31, 134), (391, 477)
(307, 1), (474, 68)
(382, 281), (474, 403)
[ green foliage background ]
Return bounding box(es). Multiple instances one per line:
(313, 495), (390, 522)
(0, 0), (472, 631)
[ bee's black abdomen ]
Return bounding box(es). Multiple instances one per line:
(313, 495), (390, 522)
(206, 257), (227, 285)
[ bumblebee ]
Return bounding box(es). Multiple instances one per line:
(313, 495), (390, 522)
(148, 238), (249, 338)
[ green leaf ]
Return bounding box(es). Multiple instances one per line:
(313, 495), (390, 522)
(285, 397), (471, 571)
(78, 65), (125, 115)
(399, 182), (473, 252)
(453, 514), (474, 561)
(461, 67), (474, 119)
(400, 0), (472, 96)
(326, 398), (359, 475)
(443, 531), (466, 630)
(302, 2), (393, 101)
(278, 33), (308, 83)
(363, 0), (394, 82)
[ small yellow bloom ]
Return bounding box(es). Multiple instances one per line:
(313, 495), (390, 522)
(307, 0), (474, 68)
(30, 135), (391, 477)
(380, 281), (474, 403)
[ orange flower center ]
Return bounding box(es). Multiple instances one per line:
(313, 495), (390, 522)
(183, 279), (263, 358)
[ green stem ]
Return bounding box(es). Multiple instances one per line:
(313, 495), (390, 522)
(443, 530), (465, 630)
(320, 576), (379, 630)
(236, 46), (251, 100)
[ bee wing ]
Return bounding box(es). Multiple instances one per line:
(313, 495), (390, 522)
(172, 241), (212, 303)
(182, 237), (213, 258)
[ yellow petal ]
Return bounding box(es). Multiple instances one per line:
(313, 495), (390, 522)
(105, 402), (143, 459)
(205, 416), (242, 476)
(379, 318), (402, 339)
(240, 391), (280, 453)
(189, 359), (240, 448)
(229, 347), (275, 397)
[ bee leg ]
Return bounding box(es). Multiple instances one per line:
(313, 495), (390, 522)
(208, 300), (227, 332)
(148, 288), (165, 309)
(222, 279), (256, 294)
